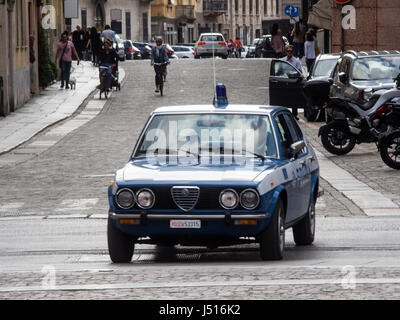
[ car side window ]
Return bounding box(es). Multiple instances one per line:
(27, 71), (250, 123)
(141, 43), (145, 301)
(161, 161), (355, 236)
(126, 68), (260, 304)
(271, 60), (299, 78)
(275, 114), (292, 159)
(338, 57), (351, 76)
(283, 113), (307, 156)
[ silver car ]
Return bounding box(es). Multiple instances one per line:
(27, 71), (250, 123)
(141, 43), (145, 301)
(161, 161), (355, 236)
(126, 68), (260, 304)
(194, 33), (228, 59)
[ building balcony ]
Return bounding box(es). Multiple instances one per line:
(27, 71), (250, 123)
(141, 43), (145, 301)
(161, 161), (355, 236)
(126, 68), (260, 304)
(176, 5), (195, 22)
(203, 0), (227, 16)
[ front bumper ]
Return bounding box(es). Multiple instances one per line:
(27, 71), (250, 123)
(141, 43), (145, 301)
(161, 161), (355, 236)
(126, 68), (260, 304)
(109, 211), (271, 238)
(109, 212), (270, 221)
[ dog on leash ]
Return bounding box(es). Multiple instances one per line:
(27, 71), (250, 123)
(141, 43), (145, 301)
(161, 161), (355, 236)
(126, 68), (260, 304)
(69, 77), (76, 90)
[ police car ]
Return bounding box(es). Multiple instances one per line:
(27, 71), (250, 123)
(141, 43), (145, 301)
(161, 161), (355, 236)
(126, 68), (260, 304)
(107, 85), (322, 262)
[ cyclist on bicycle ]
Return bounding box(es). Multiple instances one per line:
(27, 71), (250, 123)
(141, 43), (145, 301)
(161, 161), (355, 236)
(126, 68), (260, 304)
(150, 37), (169, 93)
(98, 39), (118, 91)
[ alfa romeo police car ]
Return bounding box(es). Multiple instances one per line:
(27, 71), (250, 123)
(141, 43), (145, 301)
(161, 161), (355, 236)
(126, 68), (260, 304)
(107, 86), (321, 262)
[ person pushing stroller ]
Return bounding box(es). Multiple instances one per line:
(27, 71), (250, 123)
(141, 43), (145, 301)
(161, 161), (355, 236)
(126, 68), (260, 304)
(98, 39), (118, 92)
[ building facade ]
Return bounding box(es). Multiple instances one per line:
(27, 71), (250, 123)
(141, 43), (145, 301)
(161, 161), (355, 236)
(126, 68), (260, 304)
(331, 0), (400, 52)
(0, 0), (39, 117)
(194, 0), (300, 46)
(68, 0), (152, 42)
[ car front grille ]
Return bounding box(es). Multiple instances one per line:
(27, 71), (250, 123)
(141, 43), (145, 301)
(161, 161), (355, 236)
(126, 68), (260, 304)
(115, 186), (255, 211)
(171, 186), (200, 211)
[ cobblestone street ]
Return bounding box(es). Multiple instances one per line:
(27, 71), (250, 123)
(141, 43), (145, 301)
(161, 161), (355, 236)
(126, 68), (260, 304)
(1, 59), (400, 301)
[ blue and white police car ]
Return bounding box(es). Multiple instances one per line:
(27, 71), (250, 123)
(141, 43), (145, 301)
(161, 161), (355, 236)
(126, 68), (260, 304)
(107, 86), (321, 262)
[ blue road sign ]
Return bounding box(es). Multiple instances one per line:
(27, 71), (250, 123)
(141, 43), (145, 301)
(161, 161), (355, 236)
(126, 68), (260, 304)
(284, 5), (300, 17)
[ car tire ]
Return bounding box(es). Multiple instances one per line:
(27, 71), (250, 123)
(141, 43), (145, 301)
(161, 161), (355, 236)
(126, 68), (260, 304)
(107, 217), (135, 263)
(222, 55), (228, 59)
(259, 198), (285, 261)
(292, 197), (316, 245)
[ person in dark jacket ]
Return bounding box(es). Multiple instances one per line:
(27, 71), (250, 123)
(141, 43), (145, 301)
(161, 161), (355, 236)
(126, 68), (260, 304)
(98, 39), (118, 90)
(87, 26), (102, 66)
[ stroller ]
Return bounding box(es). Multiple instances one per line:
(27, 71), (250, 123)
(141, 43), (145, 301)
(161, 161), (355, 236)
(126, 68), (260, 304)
(98, 64), (120, 99)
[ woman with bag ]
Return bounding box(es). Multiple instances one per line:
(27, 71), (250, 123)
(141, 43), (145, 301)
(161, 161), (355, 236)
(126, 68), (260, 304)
(55, 31), (80, 89)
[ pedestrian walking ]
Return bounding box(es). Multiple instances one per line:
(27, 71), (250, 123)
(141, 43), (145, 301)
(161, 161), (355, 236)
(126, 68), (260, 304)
(291, 22), (304, 58)
(227, 39), (234, 58)
(271, 23), (285, 58)
(101, 25), (116, 44)
(55, 31), (80, 89)
(304, 32), (316, 72)
(29, 35), (36, 95)
(234, 38), (242, 58)
(72, 25), (85, 60)
(87, 27), (102, 66)
(281, 45), (302, 119)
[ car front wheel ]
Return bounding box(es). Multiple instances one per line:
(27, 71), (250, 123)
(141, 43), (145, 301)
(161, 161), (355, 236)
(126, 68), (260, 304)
(107, 218), (135, 263)
(259, 198), (285, 260)
(292, 198), (316, 245)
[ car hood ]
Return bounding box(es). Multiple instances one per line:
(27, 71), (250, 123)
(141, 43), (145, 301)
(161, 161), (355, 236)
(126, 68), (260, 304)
(115, 157), (282, 185)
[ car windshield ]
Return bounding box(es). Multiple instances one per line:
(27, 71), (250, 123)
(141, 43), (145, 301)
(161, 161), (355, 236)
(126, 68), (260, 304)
(200, 35), (224, 42)
(134, 113), (277, 161)
(352, 56), (400, 81)
(312, 59), (338, 77)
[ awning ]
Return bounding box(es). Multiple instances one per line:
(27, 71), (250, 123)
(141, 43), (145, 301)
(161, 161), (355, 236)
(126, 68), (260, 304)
(308, 0), (332, 30)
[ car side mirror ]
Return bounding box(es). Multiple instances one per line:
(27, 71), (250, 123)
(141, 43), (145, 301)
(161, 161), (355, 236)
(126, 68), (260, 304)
(338, 72), (348, 84)
(289, 140), (306, 159)
(328, 78), (334, 85)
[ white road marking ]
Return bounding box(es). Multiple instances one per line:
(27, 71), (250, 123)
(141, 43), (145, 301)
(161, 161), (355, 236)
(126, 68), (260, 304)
(1, 277), (400, 292)
(0, 202), (24, 211)
(55, 198), (99, 212)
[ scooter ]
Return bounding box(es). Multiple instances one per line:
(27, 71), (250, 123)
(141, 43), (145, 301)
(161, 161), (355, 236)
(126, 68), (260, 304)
(318, 74), (400, 158)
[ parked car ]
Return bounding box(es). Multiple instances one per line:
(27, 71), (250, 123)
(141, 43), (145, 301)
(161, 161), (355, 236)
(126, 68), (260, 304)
(194, 33), (228, 59)
(268, 53), (341, 122)
(148, 43), (178, 59)
(107, 86), (322, 263)
(255, 35), (289, 58)
(124, 40), (142, 60)
(329, 50), (400, 102)
(241, 46), (250, 58)
(176, 43), (195, 48)
(248, 38), (263, 58)
(172, 45), (195, 58)
(132, 41), (152, 59)
(113, 34), (126, 61)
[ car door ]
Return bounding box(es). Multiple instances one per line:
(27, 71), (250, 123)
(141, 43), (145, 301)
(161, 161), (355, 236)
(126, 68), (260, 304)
(274, 113), (298, 225)
(282, 112), (312, 221)
(274, 112), (311, 223)
(269, 59), (307, 108)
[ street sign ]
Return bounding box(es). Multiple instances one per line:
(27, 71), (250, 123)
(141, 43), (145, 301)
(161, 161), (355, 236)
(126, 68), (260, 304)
(284, 5), (300, 17)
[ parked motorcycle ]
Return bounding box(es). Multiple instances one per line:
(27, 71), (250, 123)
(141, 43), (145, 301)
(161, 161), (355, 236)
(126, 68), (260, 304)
(318, 74), (400, 162)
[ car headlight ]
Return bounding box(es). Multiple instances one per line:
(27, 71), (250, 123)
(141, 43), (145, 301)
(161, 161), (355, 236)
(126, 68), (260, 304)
(136, 188), (155, 209)
(240, 189), (260, 210)
(116, 188), (135, 209)
(219, 189), (239, 210)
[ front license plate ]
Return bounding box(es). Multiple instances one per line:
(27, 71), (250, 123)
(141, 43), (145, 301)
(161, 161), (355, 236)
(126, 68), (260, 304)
(170, 220), (201, 229)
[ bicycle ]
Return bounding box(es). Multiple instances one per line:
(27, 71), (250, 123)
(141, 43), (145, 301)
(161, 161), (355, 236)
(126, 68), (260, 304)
(153, 61), (168, 96)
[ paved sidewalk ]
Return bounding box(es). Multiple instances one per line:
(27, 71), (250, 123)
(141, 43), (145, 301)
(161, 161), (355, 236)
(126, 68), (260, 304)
(0, 61), (123, 155)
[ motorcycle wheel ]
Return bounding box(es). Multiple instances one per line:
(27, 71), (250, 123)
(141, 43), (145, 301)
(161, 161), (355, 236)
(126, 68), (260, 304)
(380, 131), (400, 169)
(321, 122), (356, 155)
